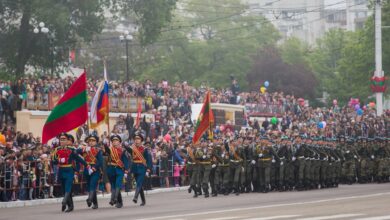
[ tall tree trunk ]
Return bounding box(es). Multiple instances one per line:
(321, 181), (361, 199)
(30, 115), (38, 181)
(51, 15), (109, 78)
(15, 4), (32, 79)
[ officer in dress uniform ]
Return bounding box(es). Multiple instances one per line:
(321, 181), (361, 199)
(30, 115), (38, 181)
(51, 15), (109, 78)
(125, 132), (152, 206)
(51, 132), (87, 212)
(78, 134), (103, 209)
(105, 135), (129, 208)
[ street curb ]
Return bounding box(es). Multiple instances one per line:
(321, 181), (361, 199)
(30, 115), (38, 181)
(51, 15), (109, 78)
(0, 186), (188, 208)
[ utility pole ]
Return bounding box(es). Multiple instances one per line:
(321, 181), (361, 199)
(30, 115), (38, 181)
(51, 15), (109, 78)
(374, 0), (384, 116)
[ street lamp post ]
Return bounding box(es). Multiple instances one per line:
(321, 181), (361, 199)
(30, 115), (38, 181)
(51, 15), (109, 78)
(119, 31), (133, 81)
(34, 22), (55, 76)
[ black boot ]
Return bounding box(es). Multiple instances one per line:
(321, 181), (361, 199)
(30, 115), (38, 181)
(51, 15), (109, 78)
(188, 186), (192, 193)
(133, 188), (140, 204)
(109, 189), (116, 206)
(193, 188), (198, 198)
(197, 186), (202, 196)
(86, 191), (93, 207)
(115, 189), (123, 208)
(203, 187), (209, 198)
(235, 186), (240, 196)
(92, 191), (98, 209)
(140, 189), (146, 206)
(62, 192), (70, 212)
(65, 194), (74, 212)
(211, 187), (218, 197)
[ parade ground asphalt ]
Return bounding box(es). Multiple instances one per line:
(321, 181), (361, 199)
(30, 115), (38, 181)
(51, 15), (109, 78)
(1, 184), (390, 220)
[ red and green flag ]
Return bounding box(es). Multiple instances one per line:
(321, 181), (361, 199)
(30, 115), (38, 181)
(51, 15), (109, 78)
(192, 91), (214, 144)
(42, 71), (88, 144)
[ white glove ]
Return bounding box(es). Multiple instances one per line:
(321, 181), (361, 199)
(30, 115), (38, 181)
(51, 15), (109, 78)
(241, 167), (245, 172)
(146, 171), (150, 177)
(88, 168), (94, 175)
(272, 159), (276, 163)
(124, 173), (128, 179)
(202, 155), (206, 159)
(86, 146), (91, 152)
(212, 164), (217, 168)
(292, 157), (296, 161)
(258, 153), (263, 158)
(346, 150), (350, 153)
(280, 162), (284, 166)
(60, 158), (65, 164)
(354, 155), (357, 159)
(251, 160), (256, 165)
(371, 155), (375, 159)
(221, 154), (225, 157)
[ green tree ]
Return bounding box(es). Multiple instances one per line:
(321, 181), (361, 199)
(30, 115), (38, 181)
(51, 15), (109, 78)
(280, 37), (309, 66)
(140, 0), (280, 88)
(0, 0), (177, 79)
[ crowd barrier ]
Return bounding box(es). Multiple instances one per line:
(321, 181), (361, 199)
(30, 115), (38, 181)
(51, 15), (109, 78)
(0, 157), (188, 202)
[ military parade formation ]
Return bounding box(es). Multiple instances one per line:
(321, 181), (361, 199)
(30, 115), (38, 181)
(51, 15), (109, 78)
(49, 128), (390, 213)
(185, 134), (390, 198)
(51, 132), (151, 212)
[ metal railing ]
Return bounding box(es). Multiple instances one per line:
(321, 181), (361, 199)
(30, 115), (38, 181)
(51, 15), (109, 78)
(0, 157), (188, 202)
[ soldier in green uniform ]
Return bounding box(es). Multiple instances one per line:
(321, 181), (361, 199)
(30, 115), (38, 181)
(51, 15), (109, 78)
(276, 136), (291, 191)
(197, 139), (213, 197)
(242, 137), (254, 193)
(293, 135), (306, 190)
(186, 142), (199, 197)
(375, 137), (388, 183)
(226, 138), (244, 195)
(215, 137), (231, 195)
(358, 137), (370, 183)
(209, 138), (221, 197)
(257, 137), (279, 193)
(309, 138), (321, 189)
(283, 137), (295, 190)
(342, 138), (359, 184)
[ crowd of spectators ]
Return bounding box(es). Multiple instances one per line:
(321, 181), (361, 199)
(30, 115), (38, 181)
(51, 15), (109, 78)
(0, 75), (389, 202)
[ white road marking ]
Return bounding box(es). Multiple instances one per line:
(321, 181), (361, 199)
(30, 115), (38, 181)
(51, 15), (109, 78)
(205, 217), (244, 220)
(294, 213), (364, 220)
(354, 216), (390, 220)
(245, 215), (301, 220)
(134, 192), (390, 220)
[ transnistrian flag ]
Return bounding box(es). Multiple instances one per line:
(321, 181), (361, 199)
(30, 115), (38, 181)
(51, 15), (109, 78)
(42, 71), (88, 144)
(192, 91), (214, 144)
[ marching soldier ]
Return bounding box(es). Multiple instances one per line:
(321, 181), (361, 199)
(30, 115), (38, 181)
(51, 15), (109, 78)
(276, 136), (291, 191)
(209, 138), (221, 197)
(79, 134), (103, 209)
(194, 139), (212, 197)
(293, 135), (306, 190)
(105, 135), (129, 208)
(375, 137), (388, 183)
(215, 137), (231, 196)
(125, 132), (152, 206)
(51, 133), (87, 212)
(243, 137), (254, 193)
(186, 142), (199, 198)
(227, 138), (244, 195)
(257, 137), (279, 193)
(342, 138), (359, 185)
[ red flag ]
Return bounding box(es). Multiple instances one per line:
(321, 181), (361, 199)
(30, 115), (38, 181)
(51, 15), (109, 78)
(192, 91), (214, 144)
(69, 50), (76, 63)
(135, 99), (142, 128)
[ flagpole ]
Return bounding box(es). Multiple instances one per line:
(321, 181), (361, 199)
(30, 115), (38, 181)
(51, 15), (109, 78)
(104, 60), (111, 139)
(84, 67), (91, 134)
